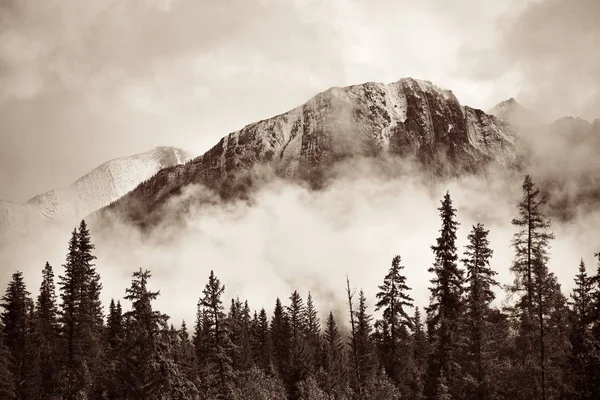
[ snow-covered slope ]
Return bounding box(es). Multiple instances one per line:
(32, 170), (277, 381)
(104, 78), (517, 226)
(0, 146), (190, 232)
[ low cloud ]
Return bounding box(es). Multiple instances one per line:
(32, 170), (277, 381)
(3, 156), (597, 329)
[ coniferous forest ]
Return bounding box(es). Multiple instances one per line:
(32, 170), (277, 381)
(2, 175), (600, 400)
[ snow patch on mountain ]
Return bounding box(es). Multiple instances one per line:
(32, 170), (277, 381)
(0, 146), (191, 232)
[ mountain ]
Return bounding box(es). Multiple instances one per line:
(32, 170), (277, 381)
(0, 146), (191, 233)
(102, 78), (517, 227)
(488, 97), (540, 127)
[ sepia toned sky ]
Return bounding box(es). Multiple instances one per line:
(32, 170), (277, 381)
(0, 0), (598, 202)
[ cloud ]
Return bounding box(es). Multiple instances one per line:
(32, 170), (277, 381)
(463, 0), (600, 121)
(3, 156), (597, 330)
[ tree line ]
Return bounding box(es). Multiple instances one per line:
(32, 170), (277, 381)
(1, 174), (599, 399)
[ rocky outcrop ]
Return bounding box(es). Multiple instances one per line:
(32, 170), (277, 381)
(103, 78), (517, 227)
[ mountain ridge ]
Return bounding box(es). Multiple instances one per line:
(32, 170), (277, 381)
(101, 78), (518, 227)
(0, 146), (191, 233)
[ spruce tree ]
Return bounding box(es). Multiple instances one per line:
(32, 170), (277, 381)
(374, 255), (414, 387)
(353, 289), (377, 392)
(412, 307), (428, 400)
(57, 228), (83, 399)
(270, 297), (290, 379)
(106, 299), (125, 400)
(462, 223), (497, 400)
(591, 252), (600, 397)
(286, 290), (310, 399)
(1, 271), (33, 399)
(568, 259), (595, 399)
(0, 324), (16, 399)
(123, 268), (198, 399)
(425, 191), (465, 399)
(200, 270), (234, 398)
(321, 311), (347, 398)
(304, 292), (321, 372)
(507, 175), (565, 400)
(250, 308), (272, 374)
(36, 262), (60, 399)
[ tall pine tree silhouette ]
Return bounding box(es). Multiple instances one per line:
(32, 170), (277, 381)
(374, 255), (414, 390)
(568, 259), (595, 399)
(462, 223), (497, 400)
(199, 270), (234, 398)
(36, 262), (60, 399)
(507, 175), (561, 400)
(0, 271), (33, 399)
(425, 191), (465, 399)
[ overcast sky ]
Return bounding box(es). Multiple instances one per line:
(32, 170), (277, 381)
(1, 0), (598, 202)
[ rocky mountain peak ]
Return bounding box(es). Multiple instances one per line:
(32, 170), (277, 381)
(102, 78), (518, 227)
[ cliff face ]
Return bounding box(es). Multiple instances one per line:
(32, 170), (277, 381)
(0, 146), (190, 233)
(103, 78), (517, 225)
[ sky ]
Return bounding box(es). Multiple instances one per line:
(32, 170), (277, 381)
(2, 0), (598, 202)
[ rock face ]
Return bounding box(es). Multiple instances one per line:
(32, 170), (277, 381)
(0, 146), (190, 232)
(104, 78), (517, 226)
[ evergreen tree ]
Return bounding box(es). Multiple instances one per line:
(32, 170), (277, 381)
(374, 255), (414, 387)
(353, 289), (377, 392)
(250, 308), (272, 374)
(1, 271), (33, 399)
(321, 311), (347, 399)
(591, 252), (600, 397)
(57, 223), (105, 399)
(412, 307), (428, 399)
(286, 290), (310, 399)
(568, 259), (595, 399)
(425, 191), (465, 399)
(228, 298), (253, 373)
(36, 262), (60, 399)
(123, 268), (198, 399)
(304, 292), (321, 372)
(462, 223), (497, 400)
(106, 299), (125, 400)
(0, 324), (16, 399)
(194, 302), (211, 394)
(270, 297), (290, 379)
(200, 270), (234, 398)
(506, 175), (566, 400)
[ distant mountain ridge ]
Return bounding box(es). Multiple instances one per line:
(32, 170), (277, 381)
(0, 146), (191, 232)
(102, 78), (518, 227)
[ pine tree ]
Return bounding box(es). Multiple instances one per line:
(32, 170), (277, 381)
(353, 289), (377, 393)
(194, 302), (211, 393)
(250, 308), (272, 374)
(286, 290), (310, 399)
(462, 223), (497, 400)
(228, 297), (253, 372)
(321, 311), (346, 398)
(23, 301), (43, 399)
(0, 324), (16, 399)
(57, 228), (83, 399)
(425, 191), (465, 399)
(304, 292), (321, 372)
(1, 271), (33, 399)
(507, 175), (562, 400)
(591, 252), (600, 398)
(106, 299), (125, 400)
(374, 255), (414, 387)
(270, 297), (290, 379)
(200, 270), (234, 398)
(412, 307), (428, 399)
(36, 262), (60, 399)
(123, 268), (198, 399)
(568, 259), (595, 399)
